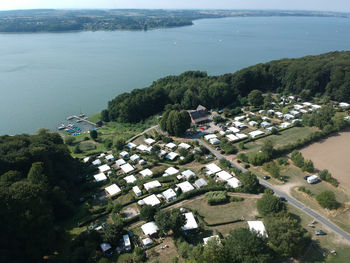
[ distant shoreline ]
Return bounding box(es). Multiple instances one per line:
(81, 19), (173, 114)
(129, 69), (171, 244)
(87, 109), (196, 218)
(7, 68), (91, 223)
(0, 9), (349, 33)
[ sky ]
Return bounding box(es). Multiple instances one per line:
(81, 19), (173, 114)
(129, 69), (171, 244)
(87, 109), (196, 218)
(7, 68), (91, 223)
(0, 0), (350, 13)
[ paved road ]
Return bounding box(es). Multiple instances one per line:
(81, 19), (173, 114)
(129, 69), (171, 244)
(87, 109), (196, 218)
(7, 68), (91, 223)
(197, 139), (350, 242)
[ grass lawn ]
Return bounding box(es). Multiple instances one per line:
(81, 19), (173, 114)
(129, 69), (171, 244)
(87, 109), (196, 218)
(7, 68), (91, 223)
(184, 196), (258, 225)
(238, 126), (318, 154)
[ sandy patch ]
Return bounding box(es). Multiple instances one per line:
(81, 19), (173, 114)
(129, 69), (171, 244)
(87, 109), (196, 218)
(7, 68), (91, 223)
(300, 127), (350, 190)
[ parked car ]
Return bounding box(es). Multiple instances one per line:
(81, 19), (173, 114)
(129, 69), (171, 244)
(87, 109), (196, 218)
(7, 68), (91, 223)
(237, 160), (242, 163)
(244, 164), (250, 169)
(263, 176), (270, 180)
(315, 230), (326, 235)
(279, 196), (287, 202)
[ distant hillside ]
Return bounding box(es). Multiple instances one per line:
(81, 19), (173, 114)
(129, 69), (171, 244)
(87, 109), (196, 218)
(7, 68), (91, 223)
(0, 9), (349, 32)
(103, 51), (350, 123)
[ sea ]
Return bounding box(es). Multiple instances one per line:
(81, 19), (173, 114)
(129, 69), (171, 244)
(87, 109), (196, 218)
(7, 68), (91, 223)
(1, 16), (350, 135)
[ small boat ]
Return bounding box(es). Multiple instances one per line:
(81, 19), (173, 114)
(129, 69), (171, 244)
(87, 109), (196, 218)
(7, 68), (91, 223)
(66, 116), (74, 120)
(76, 119), (82, 123)
(58, 124), (66, 130)
(79, 114), (85, 118)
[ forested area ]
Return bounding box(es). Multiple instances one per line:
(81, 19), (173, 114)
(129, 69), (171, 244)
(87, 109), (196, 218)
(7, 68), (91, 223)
(104, 51), (350, 123)
(0, 130), (84, 262)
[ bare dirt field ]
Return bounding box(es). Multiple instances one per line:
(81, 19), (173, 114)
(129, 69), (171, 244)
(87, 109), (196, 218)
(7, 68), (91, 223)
(300, 127), (350, 190)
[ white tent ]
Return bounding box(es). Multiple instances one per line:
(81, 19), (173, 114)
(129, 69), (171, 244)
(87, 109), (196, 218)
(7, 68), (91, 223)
(178, 142), (191, 149)
(236, 133), (248, 139)
(144, 180), (161, 191)
(94, 173), (107, 182)
(98, 164), (111, 173)
(116, 158), (126, 167)
(227, 177), (241, 188)
(130, 154), (140, 162)
(165, 142), (177, 150)
(141, 221), (159, 236)
(165, 152), (179, 161)
(140, 168), (153, 178)
(249, 130), (265, 138)
(124, 175), (137, 184)
(176, 181), (195, 193)
(126, 142), (136, 149)
(162, 188), (177, 201)
(105, 154), (115, 162)
(142, 194), (161, 206)
(194, 178), (208, 188)
(137, 144), (148, 152)
(216, 170), (233, 181)
(204, 134), (217, 141)
(181, 169), (196, 180)
(247, 221), (268, 237)
(104, 184), (121, 198)
(92, 159), (102, 166)
(165, 167), (179, 176)
(120, 163), (134, 174)
(226, 134), (239, 142)
(120, 151), (129, 159)
(228, 127), (240, 133)
(133, 186), (142, 196)
(144, 138), (156, 145)
(206, 163), (222, 175)
(181, 212), (198, 231)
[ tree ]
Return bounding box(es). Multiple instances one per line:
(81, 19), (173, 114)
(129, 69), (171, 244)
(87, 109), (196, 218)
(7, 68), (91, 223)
(248, 90), (264, 107)
(27, 162), (48, 185)
(114, 138), (125, 151)
(90, 130), (98, 140)
(133, 247), (146, 263)
(223, 228), (272, 263)
(263, 162), (280, 178)
(155, 209), (186, 236)
(161, 109), (191, 136)
(261, 139), (274, 158)
(316, 191), (339, 209)
(319, 169), (332, 181)
(140, 205), (158, 221)
(302, 160), (314, 173)
(257, 193), (286, 216)
(101, 109), (110, 122)
(240, 171), (262, 194)
(74, 144), (82, 154)
(202, 238), (225, 263)
(265, 214), (310, 257)
(291, 150), (304, 168)
(102, 223), (123, 244)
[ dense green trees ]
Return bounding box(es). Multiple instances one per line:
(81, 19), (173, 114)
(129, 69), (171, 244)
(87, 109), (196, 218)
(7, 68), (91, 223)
(316, 190), (339, 209)
(0, 132), (83, 262)
(104, 51), (350, 123)
(160, 109), (191, 136)
(239, 171), (263, 194)
(257, 193), (286, 216)
(248, 89), (264, 106)
(155, 209), (186, 236)
(291, 150), (305, 167)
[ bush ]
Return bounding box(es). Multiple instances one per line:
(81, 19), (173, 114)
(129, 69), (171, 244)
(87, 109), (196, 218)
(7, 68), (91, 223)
(205, 191), (228, 205)
(219, 158), (231, 169)
(298, 186), (313, 196)
(302, 160), (314, 173)
(291, 150), (304, 168)
(230, 196), (244, 202)
(248, 152), (270, 166)
(277, 157), (288, 166)
(237, 153), (248, 163)
(316, 191), (339, 209)
(319, 169), (339, 187)
(262, 162), (280, 178)
(257, 193), (286, 216)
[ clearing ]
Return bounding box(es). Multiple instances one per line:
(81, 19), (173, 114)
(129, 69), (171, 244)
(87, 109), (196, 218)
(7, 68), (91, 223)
(300, 127), (350, 190)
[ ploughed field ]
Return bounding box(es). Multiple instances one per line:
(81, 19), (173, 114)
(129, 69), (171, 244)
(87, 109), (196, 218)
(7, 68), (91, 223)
(300, 127), (350, 190)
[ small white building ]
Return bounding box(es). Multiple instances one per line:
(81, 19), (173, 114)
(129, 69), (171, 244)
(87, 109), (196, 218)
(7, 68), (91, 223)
(275, 112), (283, 118)
(204, 134), (217, 141)
(92, 159), (102, 166)
(165, 152), (179, 161)
(267, 109), (275, 115)
(176, 181), (195, 193)
(203, 235), (220, 246)
(142, 194), (161, 206)
(164, 167), (179, 176)
(165, 142), (177, 151)
(236, 133), (248, 139)
(206, 163), (222, 175)
(116, 158), (126, 167)
(162, 188), (177, 201)
(234, 116), (245, 121)
(124, 175), (137, 184)
(248, 120), (258, 127)
(311, 104), (322, 110)
(303, 102), (312, 107)
(339, 102), (350, 108)
(247, 221), (268, 237)
(133, 186), (142, 196)
(284, 114), (295, 120)
(227, 177), (241, 188)
(194, 178), (208, 188)
(98, 164), (111, 173)
(216, 170), (233, 182)
(83, 157), (90, 163)
(290, 110), (299, 116)
(266, 126), (277, 132)
(144, 138), (156, 145)
(105, 154), (115, 162)
(123, 234), (131, 251)
(126, 142), (137, 149)
(258, 110), (265, 114)
(226, 134), (239, 142)
(249, 130), (265, 138)
(228, 126), (240, 133)
(182, 212), (198, 231)
(294, 104), (304, 110)
(142, 237), (153, 246)
(104, 184), (121, 198)
(280, 122), (291, 129)
(139, 159), (147, 166)
(94, 173), (107, 182)
(130, 154), (140, 162)
(141, 221), (159, 236)
(144, 180), (161, 191)
(178, 142), (191, 149)
(136, 144), (148, 152)
(181, 169), (196, 180)
(300, 109), (308, 114)
(120, 163), (134, 174)
(140, 168), (153, 178)
(100, 243), (112, 253)
(260, 121), (271, 128)
(209, 138), (220, 145)
(119, 151), (129, 159)
(307, 175), (319, 184)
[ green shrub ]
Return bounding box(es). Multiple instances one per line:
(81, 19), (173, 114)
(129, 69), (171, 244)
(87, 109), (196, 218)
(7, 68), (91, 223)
(205, 191), (228, 205)
(302, 160), (314, 173)
(230, 196), (244, 202)
(298, 186), (313, 196)
(316, 191), (339, 209)
(263, 162), (280, 178)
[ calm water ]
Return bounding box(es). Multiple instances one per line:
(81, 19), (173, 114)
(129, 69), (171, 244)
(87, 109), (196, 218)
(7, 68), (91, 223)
(1, 16), (350, 135)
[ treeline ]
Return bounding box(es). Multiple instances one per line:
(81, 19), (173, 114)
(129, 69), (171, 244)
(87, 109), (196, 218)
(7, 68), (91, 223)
(104, 51), (350, 123)
(0, 130), (85, 262)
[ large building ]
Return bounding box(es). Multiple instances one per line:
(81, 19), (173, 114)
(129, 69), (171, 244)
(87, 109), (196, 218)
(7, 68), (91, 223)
(188, 105), (209, 125)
